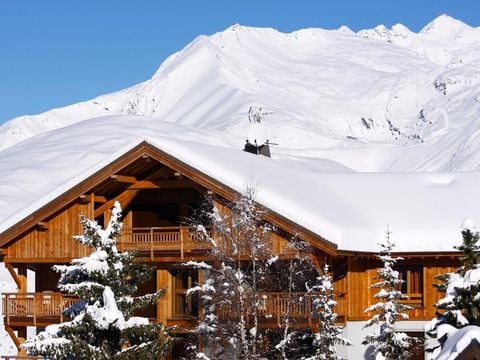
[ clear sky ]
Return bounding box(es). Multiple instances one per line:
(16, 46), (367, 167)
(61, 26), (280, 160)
(0, 0), (479, 124)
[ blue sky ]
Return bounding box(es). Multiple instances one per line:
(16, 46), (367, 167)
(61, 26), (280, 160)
(0, 1), (479, 124)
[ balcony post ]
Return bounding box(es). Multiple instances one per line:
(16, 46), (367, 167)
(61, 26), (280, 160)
(150, 228), (154, 260)
(33, 294), (37, 326)
(277, 293), (280, 326)
(17, 266), (27, 293)
(180, 227), (186, 259)
(5, 293), (10, 325)
(60, 295), (64, 323)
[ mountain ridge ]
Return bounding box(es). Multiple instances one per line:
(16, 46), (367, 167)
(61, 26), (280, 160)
(1, 15), (480, 172)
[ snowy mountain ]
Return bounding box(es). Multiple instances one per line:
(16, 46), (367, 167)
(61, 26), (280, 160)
(1, 14), (480, 172)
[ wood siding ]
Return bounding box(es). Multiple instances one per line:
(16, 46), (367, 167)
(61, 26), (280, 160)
(344, 257), (458, 321)
(6, 200), (93, 262)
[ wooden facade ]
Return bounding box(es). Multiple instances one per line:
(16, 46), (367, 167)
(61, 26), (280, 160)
(0, 142), (460, 357)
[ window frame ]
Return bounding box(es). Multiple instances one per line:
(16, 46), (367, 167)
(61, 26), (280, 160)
(396, 265), (424, 308)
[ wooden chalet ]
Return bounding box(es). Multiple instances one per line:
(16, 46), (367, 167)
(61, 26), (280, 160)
(0, 132), (467, 359)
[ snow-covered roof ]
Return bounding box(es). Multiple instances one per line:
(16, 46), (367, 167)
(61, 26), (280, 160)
(0, 115), (478, 253)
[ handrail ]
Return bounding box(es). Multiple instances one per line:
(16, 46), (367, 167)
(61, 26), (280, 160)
(117, 227), (212, 258)
(218, 291), (346, 326)
(122, 226), (186, 231)
(3, 292), (79, 326)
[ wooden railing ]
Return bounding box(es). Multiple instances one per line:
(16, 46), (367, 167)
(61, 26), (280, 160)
(117, 227), (211, 258)
(219, 292), (346, 327)
(2, 292), (78, 327)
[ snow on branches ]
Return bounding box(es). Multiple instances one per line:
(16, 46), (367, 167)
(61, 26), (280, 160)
(23, 202), (171, 360)
(185, 189), (274, 359)
(427, 220), (480, 355)
(305, 264), (351, 360)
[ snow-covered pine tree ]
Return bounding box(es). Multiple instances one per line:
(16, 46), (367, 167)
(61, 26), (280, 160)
(427, 219), (480, 352)
(186, 189), (275, 359)
(362, 227), (415, 360)
(23, 202), (171, 360)
(305, 264), (351, 360)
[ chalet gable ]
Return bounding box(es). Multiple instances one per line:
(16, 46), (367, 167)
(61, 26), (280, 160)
(0, 141), (336, 257)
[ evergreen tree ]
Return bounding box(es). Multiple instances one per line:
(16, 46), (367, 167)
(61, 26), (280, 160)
(362, 227), (415, 360)
(305, 264), (351, 360)
(23, 202), (171, 360)
(427, 219), (480, 352)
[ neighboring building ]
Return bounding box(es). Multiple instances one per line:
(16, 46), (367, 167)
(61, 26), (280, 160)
(0, 115), (476, 359)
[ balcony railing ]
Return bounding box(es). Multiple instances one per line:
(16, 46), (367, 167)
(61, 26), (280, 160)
(219, 292), (346, 328)
(117, 227), (211, 258)
(3, 290), (346, 330)
(2, 292), (78, 327)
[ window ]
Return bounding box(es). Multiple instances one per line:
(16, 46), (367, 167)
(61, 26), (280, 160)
(172, 269), (198, 317)
(397, 266), (423, 308)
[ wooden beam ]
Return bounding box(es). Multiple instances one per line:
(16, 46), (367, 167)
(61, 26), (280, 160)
(5, 263), (22, 289)
(145, 167), (173, 180)
(95, 177), (194, 217)
(129, 179), (196, 190)
(5, 326), (21, 350)
(94, 190), (138, 218)
(94, 195), (108, 203)
(110, 174), (137, 183)
(78, 194), (90, 204)
(37, 222), (48, 230)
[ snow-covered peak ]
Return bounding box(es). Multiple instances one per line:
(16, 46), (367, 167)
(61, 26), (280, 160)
(391, 23), (411, 35)
(420, 14), (472, 38)
(338, 25), (354, 34)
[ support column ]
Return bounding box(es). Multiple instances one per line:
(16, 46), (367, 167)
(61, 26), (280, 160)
(157, 268), (173, 325)
(17, 266), (27, 293)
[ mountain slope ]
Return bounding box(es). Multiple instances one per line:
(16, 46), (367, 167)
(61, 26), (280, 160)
(1, 15), (480, 172)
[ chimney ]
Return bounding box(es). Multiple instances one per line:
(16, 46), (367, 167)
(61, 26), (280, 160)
(244, 140), (271, 158)
(243, 105), (272, 158)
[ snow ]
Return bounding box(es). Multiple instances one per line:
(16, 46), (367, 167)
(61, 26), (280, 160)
(0, 17), (479, 255)
(247, 122), (269, 145)
(2, 12), (478, 360)
(0, 115), (479, 254)
(436, 325), (480, 360)
(1, 16), (480, 173)
(87, 286), (124, 330)
(462, 218), (476, 232)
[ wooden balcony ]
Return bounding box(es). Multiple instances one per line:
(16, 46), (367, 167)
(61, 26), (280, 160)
(2, 292), (78, 327)
(219, 292), (346, 329)
(117, 227), (211, 259)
